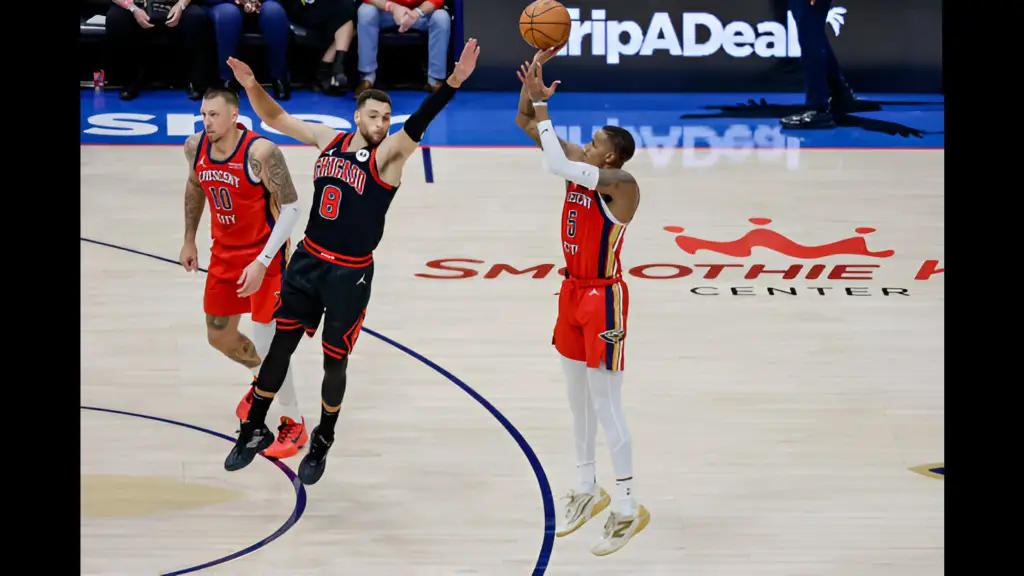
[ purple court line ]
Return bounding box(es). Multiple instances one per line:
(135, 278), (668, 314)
(80, 237), (556, 575)
(80, 405), (307, 575)
(422, 146), (435, 183)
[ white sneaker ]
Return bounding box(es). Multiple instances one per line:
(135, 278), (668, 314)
(591, 505), (650, 556)
(555, 487), (611, 537)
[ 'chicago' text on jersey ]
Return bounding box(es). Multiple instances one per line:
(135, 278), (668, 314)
(314, 155), (367, 195)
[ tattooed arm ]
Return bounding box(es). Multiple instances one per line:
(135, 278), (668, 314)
(180, 133), (205, 271)
(250, 139), (301, 268)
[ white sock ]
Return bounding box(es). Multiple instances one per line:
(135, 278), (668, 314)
(251, 321), (302, 422)
(561, 356), (598, 494)
(587, 366), (636, 516)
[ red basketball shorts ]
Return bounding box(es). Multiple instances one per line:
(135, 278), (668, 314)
(552, 276), (629, 372)
(204, 248), (284, 324)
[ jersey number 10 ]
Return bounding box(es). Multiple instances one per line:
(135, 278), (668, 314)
(319, 185), (342, 220)
(208, 186), (233, 211)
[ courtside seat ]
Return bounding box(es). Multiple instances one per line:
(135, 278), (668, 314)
(80, 16), (107, 40)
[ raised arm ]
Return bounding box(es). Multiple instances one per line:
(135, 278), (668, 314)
(515, 51), (585, 161)
(226, 57), (338, 149)
(525, 64), (640, 223)
(374, 38), (481, 186)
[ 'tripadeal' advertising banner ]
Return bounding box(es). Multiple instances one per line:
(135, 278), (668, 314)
(460, 0), (942, 93)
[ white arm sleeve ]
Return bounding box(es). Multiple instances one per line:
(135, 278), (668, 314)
(256, 202), (301, 267)
(535, 119), (600, 189)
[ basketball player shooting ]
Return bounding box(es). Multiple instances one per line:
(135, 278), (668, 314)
(516, 50), (649, 556)
(180, 87), (308, 459)
(221, 39), (481, 485)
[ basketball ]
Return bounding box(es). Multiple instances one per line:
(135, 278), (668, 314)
(519, 0), (571, 50)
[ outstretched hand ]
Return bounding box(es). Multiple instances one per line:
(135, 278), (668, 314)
(449, 38), (480, 87)
(532, 43), (565, 66)
(226, 57), (258, 89)
(518, 61), (560, 102)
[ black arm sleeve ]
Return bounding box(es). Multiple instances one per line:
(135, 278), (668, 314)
(402, 82), (457, 142)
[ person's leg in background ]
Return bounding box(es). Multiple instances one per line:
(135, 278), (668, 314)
(320, 0), (356, 94)
(355, 2), (384, 95)
(105, 3), (150, 101)
(823, 36), (881, 114)
(292, 0), (356, 94)
(255, 0), (292, 100)
(177, 2), (212, 100)
(408, 7), (450, 91)
(782, 0), (835, 129)
(208, 1), (245, 91)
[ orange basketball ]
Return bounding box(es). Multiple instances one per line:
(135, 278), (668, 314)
(519, 0), (571, 50)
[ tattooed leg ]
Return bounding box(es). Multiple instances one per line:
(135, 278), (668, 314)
(206, 314), (262, 370)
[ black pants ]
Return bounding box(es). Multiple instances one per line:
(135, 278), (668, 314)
(789, 0), (850, 110)
(287, 0), (356, 50)
(105, 3), (210, 87)
(274, 242), (372, 361)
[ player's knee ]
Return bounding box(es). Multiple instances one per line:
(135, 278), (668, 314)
(323, 353), (348, 377)
(206, 325), (239, 351)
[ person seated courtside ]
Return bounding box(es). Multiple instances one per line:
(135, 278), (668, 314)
(354, 0), (451, 96)
(105, 0), (211, 101)
(207, 0), (292, 100)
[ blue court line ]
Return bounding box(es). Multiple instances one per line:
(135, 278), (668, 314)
(80, 237), (557, 575)
(422, 146), (435, 183)
(80, 405), (307, 575)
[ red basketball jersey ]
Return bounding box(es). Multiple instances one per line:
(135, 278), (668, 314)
(193, 125), (275, 262)
(560, 182), (627, 280)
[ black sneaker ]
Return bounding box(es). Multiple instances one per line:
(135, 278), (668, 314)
(298, 426), (334, 485)
(224, 421), (274, 471)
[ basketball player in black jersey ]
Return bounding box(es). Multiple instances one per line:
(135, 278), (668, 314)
(222, 39), (481, 484)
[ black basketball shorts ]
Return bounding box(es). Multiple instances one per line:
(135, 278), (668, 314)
(273, 243), (373, 360)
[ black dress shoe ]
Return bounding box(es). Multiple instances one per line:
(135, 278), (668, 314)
(781, 110), (836, 129)
(119, 81), (141, 101)
(272, 78), (291, 101)
(186, 82), (203, 101)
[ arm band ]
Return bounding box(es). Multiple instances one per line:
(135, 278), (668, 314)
(256, 202), (301, 267)
(535, 120), (600, 189)
(402, 82), (457, 142)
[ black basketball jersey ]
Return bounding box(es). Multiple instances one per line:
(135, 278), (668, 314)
(303, 132), (399, 259)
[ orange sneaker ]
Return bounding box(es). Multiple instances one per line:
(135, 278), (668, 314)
(262, 416), (308, 459)
(236, 383), (255, 420)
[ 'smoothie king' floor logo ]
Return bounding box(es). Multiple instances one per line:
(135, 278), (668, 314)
(417, 218), (943, 298)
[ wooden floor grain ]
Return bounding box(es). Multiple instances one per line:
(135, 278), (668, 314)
(81, 145), (944, 575)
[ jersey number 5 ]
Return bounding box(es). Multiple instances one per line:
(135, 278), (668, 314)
(208, 186), (233, 211)
(319, 185), (342, 220)
(566, 210), (577, 238)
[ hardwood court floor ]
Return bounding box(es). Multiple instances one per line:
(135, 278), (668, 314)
(81, 144), (944, 575)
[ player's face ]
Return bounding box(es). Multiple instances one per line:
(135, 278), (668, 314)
(200, 97), (238, 142)
(583, 129), (619, 168)
(355, 101), (392, 147)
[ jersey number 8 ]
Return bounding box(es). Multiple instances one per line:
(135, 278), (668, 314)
(208, 186), (233, 211)
(319, 185), (342, 220)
